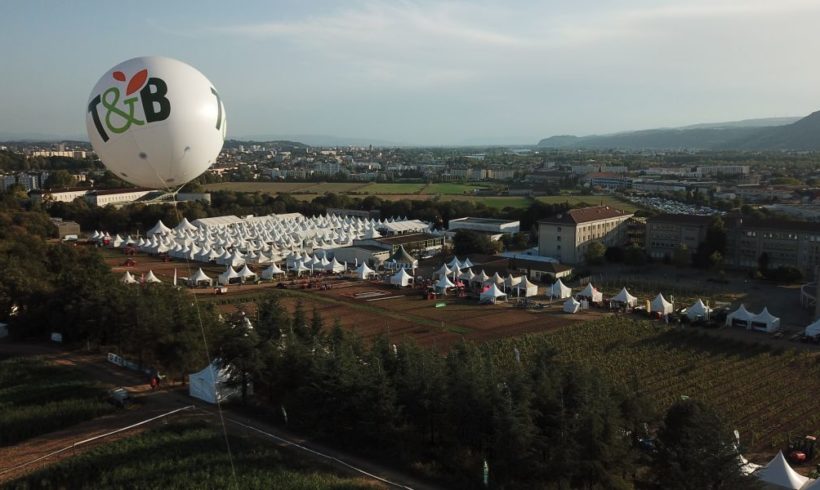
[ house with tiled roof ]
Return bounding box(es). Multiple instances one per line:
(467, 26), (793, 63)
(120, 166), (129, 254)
(537, 205), (634, 264)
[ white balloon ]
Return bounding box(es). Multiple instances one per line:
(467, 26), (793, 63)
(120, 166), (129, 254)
(86, 56), (225, 189)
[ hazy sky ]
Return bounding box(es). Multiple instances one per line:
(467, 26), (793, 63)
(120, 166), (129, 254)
(3, 0), (820, 145)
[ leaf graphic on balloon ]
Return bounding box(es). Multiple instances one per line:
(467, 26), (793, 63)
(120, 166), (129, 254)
(112, 71), (126, 82)
(126, 69), (148, 96)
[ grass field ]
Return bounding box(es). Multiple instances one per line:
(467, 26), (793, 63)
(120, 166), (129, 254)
(0, 357), (114, 446)
(439, 195), (532, 209)
(8, 420), (378, 489)
(358, 182), (425, 194)
(536, 194), (639, 212)
(490, 317), (820, 454)
(421, 183), (488, 195)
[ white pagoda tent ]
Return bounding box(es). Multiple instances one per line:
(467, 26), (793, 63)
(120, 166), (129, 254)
(188, 268), (213, 287)
(175, 217), (198, 232)
(144, 270), (162, 284)
(577, 283), (603, 303)
(325, 257), (345, 273)
(805, 318), (820, 338)
(473, 270), (490, 285)
(237, 264), (257, 283)
(435, 263), (452, 278)
(754, 451), (809, 490)
(147, 220), (171, 236)
(612, 287), (637, 307)
(218, 266), (240, 285)
(751, 307), (781, 333)
(480, 283), (507, 304)
(685, 299), (711, 322)
(563, 296), (580, 314)
(188, 361), (242, 405)
(447, 256), (461, 269)
(121, 271), (137, 285)
(549, 279), (572, 300)
(726, 304), (755, 328)
(459, 268), (475, 282)
(649, 293), (673, 315)
(260, 263), (285, 280)
(435, 274), (456, 293)
(389, 268), (413, 287)
(355, 262), (376, 280)
(514, 276), (539, 297)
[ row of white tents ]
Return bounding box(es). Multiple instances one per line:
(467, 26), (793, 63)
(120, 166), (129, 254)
(725, 304), (781, 332)
(549, 281), (708, 319)
(432, 266), (539, 297)
(94, 213), (433, 266)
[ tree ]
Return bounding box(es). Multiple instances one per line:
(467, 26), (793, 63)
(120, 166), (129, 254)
(44, 170), (75, 189)
(652, 399), (756, 490)
(672, 244), (690, 268)
(757, 252), (770, 275)
(624, 245), (647, 266)
(453, 229), (498, 256)
(604, 246), (625, 263)
(584, 241), (606, 265)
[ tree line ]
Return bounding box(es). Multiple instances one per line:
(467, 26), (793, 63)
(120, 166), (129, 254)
(217, 296), (756, 489)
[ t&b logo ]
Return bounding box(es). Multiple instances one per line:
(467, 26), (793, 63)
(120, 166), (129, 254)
(87, 69), (171, 142)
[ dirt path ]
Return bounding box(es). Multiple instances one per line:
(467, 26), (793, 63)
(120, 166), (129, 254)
(0, 342), (441, 489)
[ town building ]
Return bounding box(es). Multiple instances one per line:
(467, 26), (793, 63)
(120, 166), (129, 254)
(84, 189), (153, 206)
(29, 188), (89, 204)
(645, 214), (713, 260)
(583, 172), (633, 190)
(725, 219), (820, 273)
(447, 217), (520, 241)
(537, 206), (634, 264)
(50, 218), (81, 239)
(507, 256), (574, 283)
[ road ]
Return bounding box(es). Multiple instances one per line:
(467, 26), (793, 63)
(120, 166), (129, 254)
(0, 342), (441, 490)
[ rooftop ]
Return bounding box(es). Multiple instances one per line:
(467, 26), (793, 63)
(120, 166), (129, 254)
(539, 205), (633, 225)
(374, 233), (442, 245)
(449, 217), (519, 225)
(647, 214), (713, 225)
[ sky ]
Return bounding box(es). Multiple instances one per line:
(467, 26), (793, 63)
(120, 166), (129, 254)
(2, 0), (820, 145)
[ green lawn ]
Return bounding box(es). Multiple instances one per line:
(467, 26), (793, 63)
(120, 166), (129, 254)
(0, 357), (114, 446)
(358, 182), (426, 194)
(422, 183), (488, 195)
(203, 182), (315, 194)
(308, 182), (370, 194)
(9, 420), (377, 489)
(536, 194), (639, 212)
(440, 195), (532, 209)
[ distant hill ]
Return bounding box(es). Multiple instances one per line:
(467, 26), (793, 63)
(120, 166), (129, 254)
(238, 134), (405, 147)
(537, 114), (820, 151)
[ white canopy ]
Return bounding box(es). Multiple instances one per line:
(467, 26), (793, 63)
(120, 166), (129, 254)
(549, 279), (572, 300)
(121, 271), (137, 285)
(649, 293), (673, 315)
(188, 268), (213, 286)
(218, 266), (240, 285)
(805, 318), (820, 338)
(514, 276), (539, 297)
(685, 299), (711, 321)
(563, 296), (580, 314)
(436, 275), (456, 291)
(390, 268), (413, 287)
(726, 304), (755, 328)
(612, 287), (637, 307)
(489, 271), (504, 285)
(237, 264), (257, 282)
(577, 283), (603, 303)
(147, 220), (171, 236)
(755, 451), (809, 490)
(459, 268), (475, 282)
(480, 283), (507, 304)
(355, 262), (375, 280)
(447, 256), (461, 269)
(751, 307), (780, 333)
(260, 263), (285, 280)
(473, 270), (490, 283)
(325, 257), (345, 273)
(144, 270), (162, 284)
(435, 264), (452, 277)
(188, 361), (242, 404)
(175, 217), (198, 232)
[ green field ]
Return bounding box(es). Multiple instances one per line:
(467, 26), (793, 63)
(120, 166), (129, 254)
(439, 195), (532, 209)
(8, 420), (376, 489)
(204, 182), (316, 194)
(536, 194), (638, 212)
(358, 182), (425, 194)
(491, 318), (820, 452)
(0, 357), (114, 446)
(421, 183), (488, 195)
